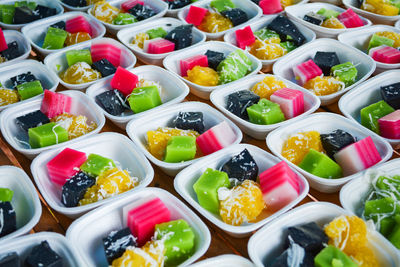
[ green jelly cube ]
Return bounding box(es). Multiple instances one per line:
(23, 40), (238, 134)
(254, 28), (280, 41)
(113, 13), (137, 25)
(28, 122), (69, 148)
(217, 49), (252, 84)
(389, 222), (400, 249)
(0, 5), (15, 24)
(210, 0), (235, 12)
(246, 99), (285, 125)
(146, 27), (167, 39)
(164, 136), (196, 163)
(16, 80), (43, 100)
(193, 168), (230, 214)
(80, 153), (116, 177)
(0, 188), (13, 202)
(376, 175), (400, 198)
(65, 49), (92, 67)
(127, 85), (162, 114)
(280, 41), (296, 53)
(364, 197), (400, 218)
(331, 62), (358, 87)
(317, 8), (340, 18)
(314, 245), (358, 267)
(42, 27), (68, 50)
(368, 33), (394, 50)
(360, 100), (395, 134)
(379, 216), (396, 237)
(155, 219), (195, 266)
(299, 149), (342, 179)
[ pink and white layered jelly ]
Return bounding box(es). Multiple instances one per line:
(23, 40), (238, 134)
(121, 0), (144, 11)
(196, 121), (236, 155)
(185, 5), (208, 26)
(292, 59), (323, 85)
(337, 8), (364, 28)
(270, 88), (304, 119)
(334, 136), (382, 176)
(125, 197), (170, 246)
(46, 148), (87, 185)
(369, 45), (400, 64)
(259, 161), (300, 211)
(378, 110), (400, 139)
(143, 38), (175, 54)
(0, 28), (8, 52)
(91, 43), (121, 67)
(40, 90), (72, 119)
(180, 55), (208, 77)
(259, 0), (282, 15)
(110, 66), (138, 96)
(235, 26), (256, 50)
(66, 16), (92, 37)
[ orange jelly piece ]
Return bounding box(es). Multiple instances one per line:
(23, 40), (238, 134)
(61, 62), (101, 84)
(303, 76), (344, 96)
(249, 40), (285, 60)
(251, 76), (287, 99)
(198, 12), (233, 33)
(51, 113), (97, 140)
(185, 66), (219, 87)
(322, 17), (345, 29)
(280, 0), (294, 8)
(219, 180), (265, 226)
(92, 1), (120, 24)
(281, 131), (324, 165)
(112, 240), (165, 267)
(65, 32), (91, 46)
(0, 89), (19, 106)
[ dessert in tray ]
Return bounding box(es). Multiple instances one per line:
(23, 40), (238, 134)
(163, 0), (193, 10)
(0, 28), (24, 64)
(303, 8), (365, 29)
(0, 187), (16, 238)
(359, 0), (400, 16)
(250, 0), (297, 15)
(0, 1), (57, 25)
(366, 31), (400, 64)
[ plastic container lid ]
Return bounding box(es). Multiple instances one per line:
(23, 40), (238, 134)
(174, 143), (309, 237)
(190, 255), (255, 267)
(342, 0), (400, 25)
(0, 30), (31, 68)
(266, 112), (393, 193)
(273, 38), (376, 106)
(66, 187), (211, 267)
(0, 166), (42, 242)
(126, 101), (243, 176)
(21, 12), (106, 57)
(0, 59), (59, 112)
(0, 90), (106, 159)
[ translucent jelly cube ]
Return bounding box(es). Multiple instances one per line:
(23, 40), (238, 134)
(185, 66), (219, 87)
(198, 12), (233, 33)
(185, 5), (208, 26)
(113, 13), (137, 25)
(0, 89), (19, 106)
(281, 131), (324, 165)
(303, 76), (344, 96)
(217, 49), (252, 84)
(0, 188), (13, 202)
(110, 67), (138, 97)
(180, 55), (208, 77)
(299, 149), (343, 178)
(0, 28), (8, 52)
(259, 0), (282, 14)
(79, 153), (115, 177)
(251, 76), (287, 99)
(92, 1), (120, 24)
(41, 90), (72, 119)
(360, 100), (395, 134)
(61, 62), (101, 84)
(331, 62), (358, 87)
(235, 26), (256, 49)
(315, 246), (358, 267)
(219, 180), (265, 226)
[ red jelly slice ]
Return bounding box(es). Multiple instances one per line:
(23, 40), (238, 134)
(337, 8), (364, 28)
(40, 90), (72, 119)
(180, 55), (208, 76)
(235, 26), (256, 50)
(196, 121), (236, 155)
(66, 16), (93, 37)
(186, 5), (208, 26)
(121, 0), (144, 11)
(110, 66), (138, 96)
(145, 38), (175, 54)
(0, 28), (8, 52)
(259, 0), (283, 15)
(91, 43), (122, 67)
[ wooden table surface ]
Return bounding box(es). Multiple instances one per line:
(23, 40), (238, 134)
(1, 49), (399, 263)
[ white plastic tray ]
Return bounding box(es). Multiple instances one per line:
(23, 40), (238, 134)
(117, 17), (206, 66)
(0, 59), (58, 112)
(343, 0), (400, 25)
(338, 25), (400, 74)
(266, 112), (393, 193)
(174, 143), (309, 237)
(30, 132), (154, 218)
(338, 70), (400, 147)
(57, 0), (109, 11)
(273, 38), (376, 106)
(0, 0), (64, 30)
(86, 65), (189, 129)
(163, 41), (262, 100)
(177, 0), (262, 40)
(165, 1), (195, 17)
(21, 12), (106, 56)
(44, 38), (137, 90)
(126, 101), (243, 176)
(285, 2), (372, 38)
(210, 74), (321, 140)
(248, 202), (400, 267)
(66, 187), (211, 267)
(0, 166), (41, 243)
(0, 30), (31, 68)
(0, 232), (84, 266)
(190, 255), (254, 267)
(310, 0), (341, 5)
(223, 15), (316, 70)
(88, 0), (168, 35)
(0, 90), (106, 159)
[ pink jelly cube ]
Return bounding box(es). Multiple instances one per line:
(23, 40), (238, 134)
(121, 0), (144, 11)
(186, 5), (208, 26)
(369, 45), (400, 64)
(143, 38), (175, 54)
(0, 28), (8, 52)
(40, 90), (72, 119)
(91, 43), (121, 67)
(110, 67), (138, 96)
(196, 121), (236, 155)
(259, 0), (283, 15)
(66, 16), (92, 37)
(337, 8), (364, 28)
(235, 26), (256, 50)
(334, 136), (382, 176)
(46, 148), (87, 186)
(293, 59), (323, 85)
(126, 197), (170, 246)
(180, 55), (208, 76)
(270, 88), (304, 119)
(378, 110), (400, 139)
